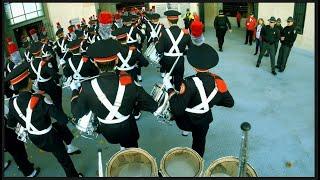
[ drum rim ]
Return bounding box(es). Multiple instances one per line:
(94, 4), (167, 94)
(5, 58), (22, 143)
(106, 148), (158, 177)
(159, 147), (204, 177)
(203, 156), (258, 177)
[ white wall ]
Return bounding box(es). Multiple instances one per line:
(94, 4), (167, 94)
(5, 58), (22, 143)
(258, 2), (314, 51)
(46, 3), (96, 39)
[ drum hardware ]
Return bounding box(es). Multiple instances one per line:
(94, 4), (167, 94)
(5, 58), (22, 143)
(73, 111), (98, 140)
(62, 75), (100, 89)
(151, 56), (180, 121)
(106, 148), (158, 177)
(98, 149), (104, 177)
(15, 123), (28, 143)
(159, 147), (204, 177)
(203, 122), (257, 177)
(143, 43), (161, 64)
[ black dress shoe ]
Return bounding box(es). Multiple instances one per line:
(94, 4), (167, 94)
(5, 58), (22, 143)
(78, 173), (84, 177)
(264, 54), (269, 57)
(219, 48), (223, 52)
(254, 52), (257, 55)
(272, 71), (277, 75)
(279, 69), (284, 72)
(256, 63), (260, 68)
(275, 65), (280, 69)
(244, 42), (248, 44)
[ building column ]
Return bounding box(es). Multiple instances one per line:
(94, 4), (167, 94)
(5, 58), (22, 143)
(204, 3), (223, 28)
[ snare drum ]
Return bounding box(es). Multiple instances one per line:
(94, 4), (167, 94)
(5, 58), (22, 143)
(150, 83), (172, 120)
(75, 111), (98, 139)
(144, 43), (161, 64)
(106, 148), (158, 177)
(204, 156), (258, 177)
(160, 147), (204, 177)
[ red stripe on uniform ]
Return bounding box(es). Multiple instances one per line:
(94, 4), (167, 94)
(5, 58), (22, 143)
(94, 55), (118, 63)
(10, 71), (30, 85)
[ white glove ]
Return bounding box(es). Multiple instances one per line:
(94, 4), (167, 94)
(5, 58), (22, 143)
(153, 106), (163, 117)
(163, 75), (173, 91)
(70, 80), (81, 91)
(59, 59), (66, 66)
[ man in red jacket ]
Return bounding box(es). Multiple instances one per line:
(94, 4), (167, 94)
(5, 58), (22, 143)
(244, 12), (257, 45)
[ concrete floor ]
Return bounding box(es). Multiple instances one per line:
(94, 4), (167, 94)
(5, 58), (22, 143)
(4, 25), (315, 177)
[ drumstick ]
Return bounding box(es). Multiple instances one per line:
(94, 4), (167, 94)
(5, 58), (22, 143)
(62, 75), (100, 89)
(159, 55), (180, 90)
(98, 148), (103, 177)
(238, 122), (251, 177)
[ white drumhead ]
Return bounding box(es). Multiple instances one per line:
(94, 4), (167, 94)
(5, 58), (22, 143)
(160, 147), (204, 177)
(106, 148), (158, 177)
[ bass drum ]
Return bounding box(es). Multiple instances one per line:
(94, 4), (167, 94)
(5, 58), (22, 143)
(106, 148), (158, 177)
(159, 147), (204, 177)
(204, 156), (258, 177)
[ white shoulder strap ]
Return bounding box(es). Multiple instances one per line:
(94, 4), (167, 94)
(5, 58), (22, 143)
(13, 98), (52, 135)
(7, 63), (12, 73)
(116, 50), (134, 71)
(68, 57), (85, 80)
(164, 29), (184, 57)
(91, 78), (129, 124)
(127, 26), (137, 43)
(185, 77), (219, 114)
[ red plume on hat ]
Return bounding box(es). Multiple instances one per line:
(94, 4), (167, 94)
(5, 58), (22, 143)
(6, 37), (13, 43)
(29, 29), (37, 35)
(76, 24), (81, 29)
(190, 20), (203, 38)
(98, 11), (113, 25)
(114, 13), (121, 20)
(7, 43), (18, 55)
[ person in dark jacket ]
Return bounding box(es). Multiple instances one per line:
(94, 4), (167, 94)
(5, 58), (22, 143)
(161, 43), (234, 157)
(214, 10), (232, 52)
(276, 17), (298, 72)
(256, 16), (280, 75)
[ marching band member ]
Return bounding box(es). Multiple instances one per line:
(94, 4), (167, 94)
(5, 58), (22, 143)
(162, 43), (234, 157)
(112, 13), (123, 30)
(39, 33), (58, 72)
(63, 38), (99, 82)
(5, 62), (83, 177)
(155, 10), (191, 91)
(75, 29), (90, 56)
(22, 41), (33, 63)
(145, 13), (165, 77)
(70, 39), (158, 150)
(53, 25), (72, 67)
(97, 11), (113, 40)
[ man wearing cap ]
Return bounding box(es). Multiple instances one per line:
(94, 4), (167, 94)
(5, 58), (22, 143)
(162, 43), (234, 157)
(39, 34), (58, 72)
(156, 10), (191, 91)
(214, 10), (232, 52)
(70, 38), (158, 150)
(66, 24), (77, 41)
(22, 41), (33, 63)
(183, 8), (194, 30)
(276, 16), (298, 72)
(29, 29), (38, 43)
(63, 38), (99, 83)
(5, 40), (23, 74)
(122, 14), (145, 82)
(244, 12), (257, 45)
(87, 27), (98, 44)
(4, 67), (40, 177)
(53, 25), (71, 66)
(112, 13), (123, 30)
(145, 13), (165, 47)
(274, 18), (283, 54)
(5, 62), (83, 177)
(256, 16), (280, 75)
(74, 29), (90, 56)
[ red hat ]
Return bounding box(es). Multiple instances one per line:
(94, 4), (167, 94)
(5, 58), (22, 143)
(190, 20), (203, 38)
(68, 25), (75, 33)
(98, 11), (113, 25)
(114, 13), (121, 20)
(29, 29), (37, 35)
(7, 43), (18, 55)
(6, 37), (13, 43)
(76, 24), (81, 29)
